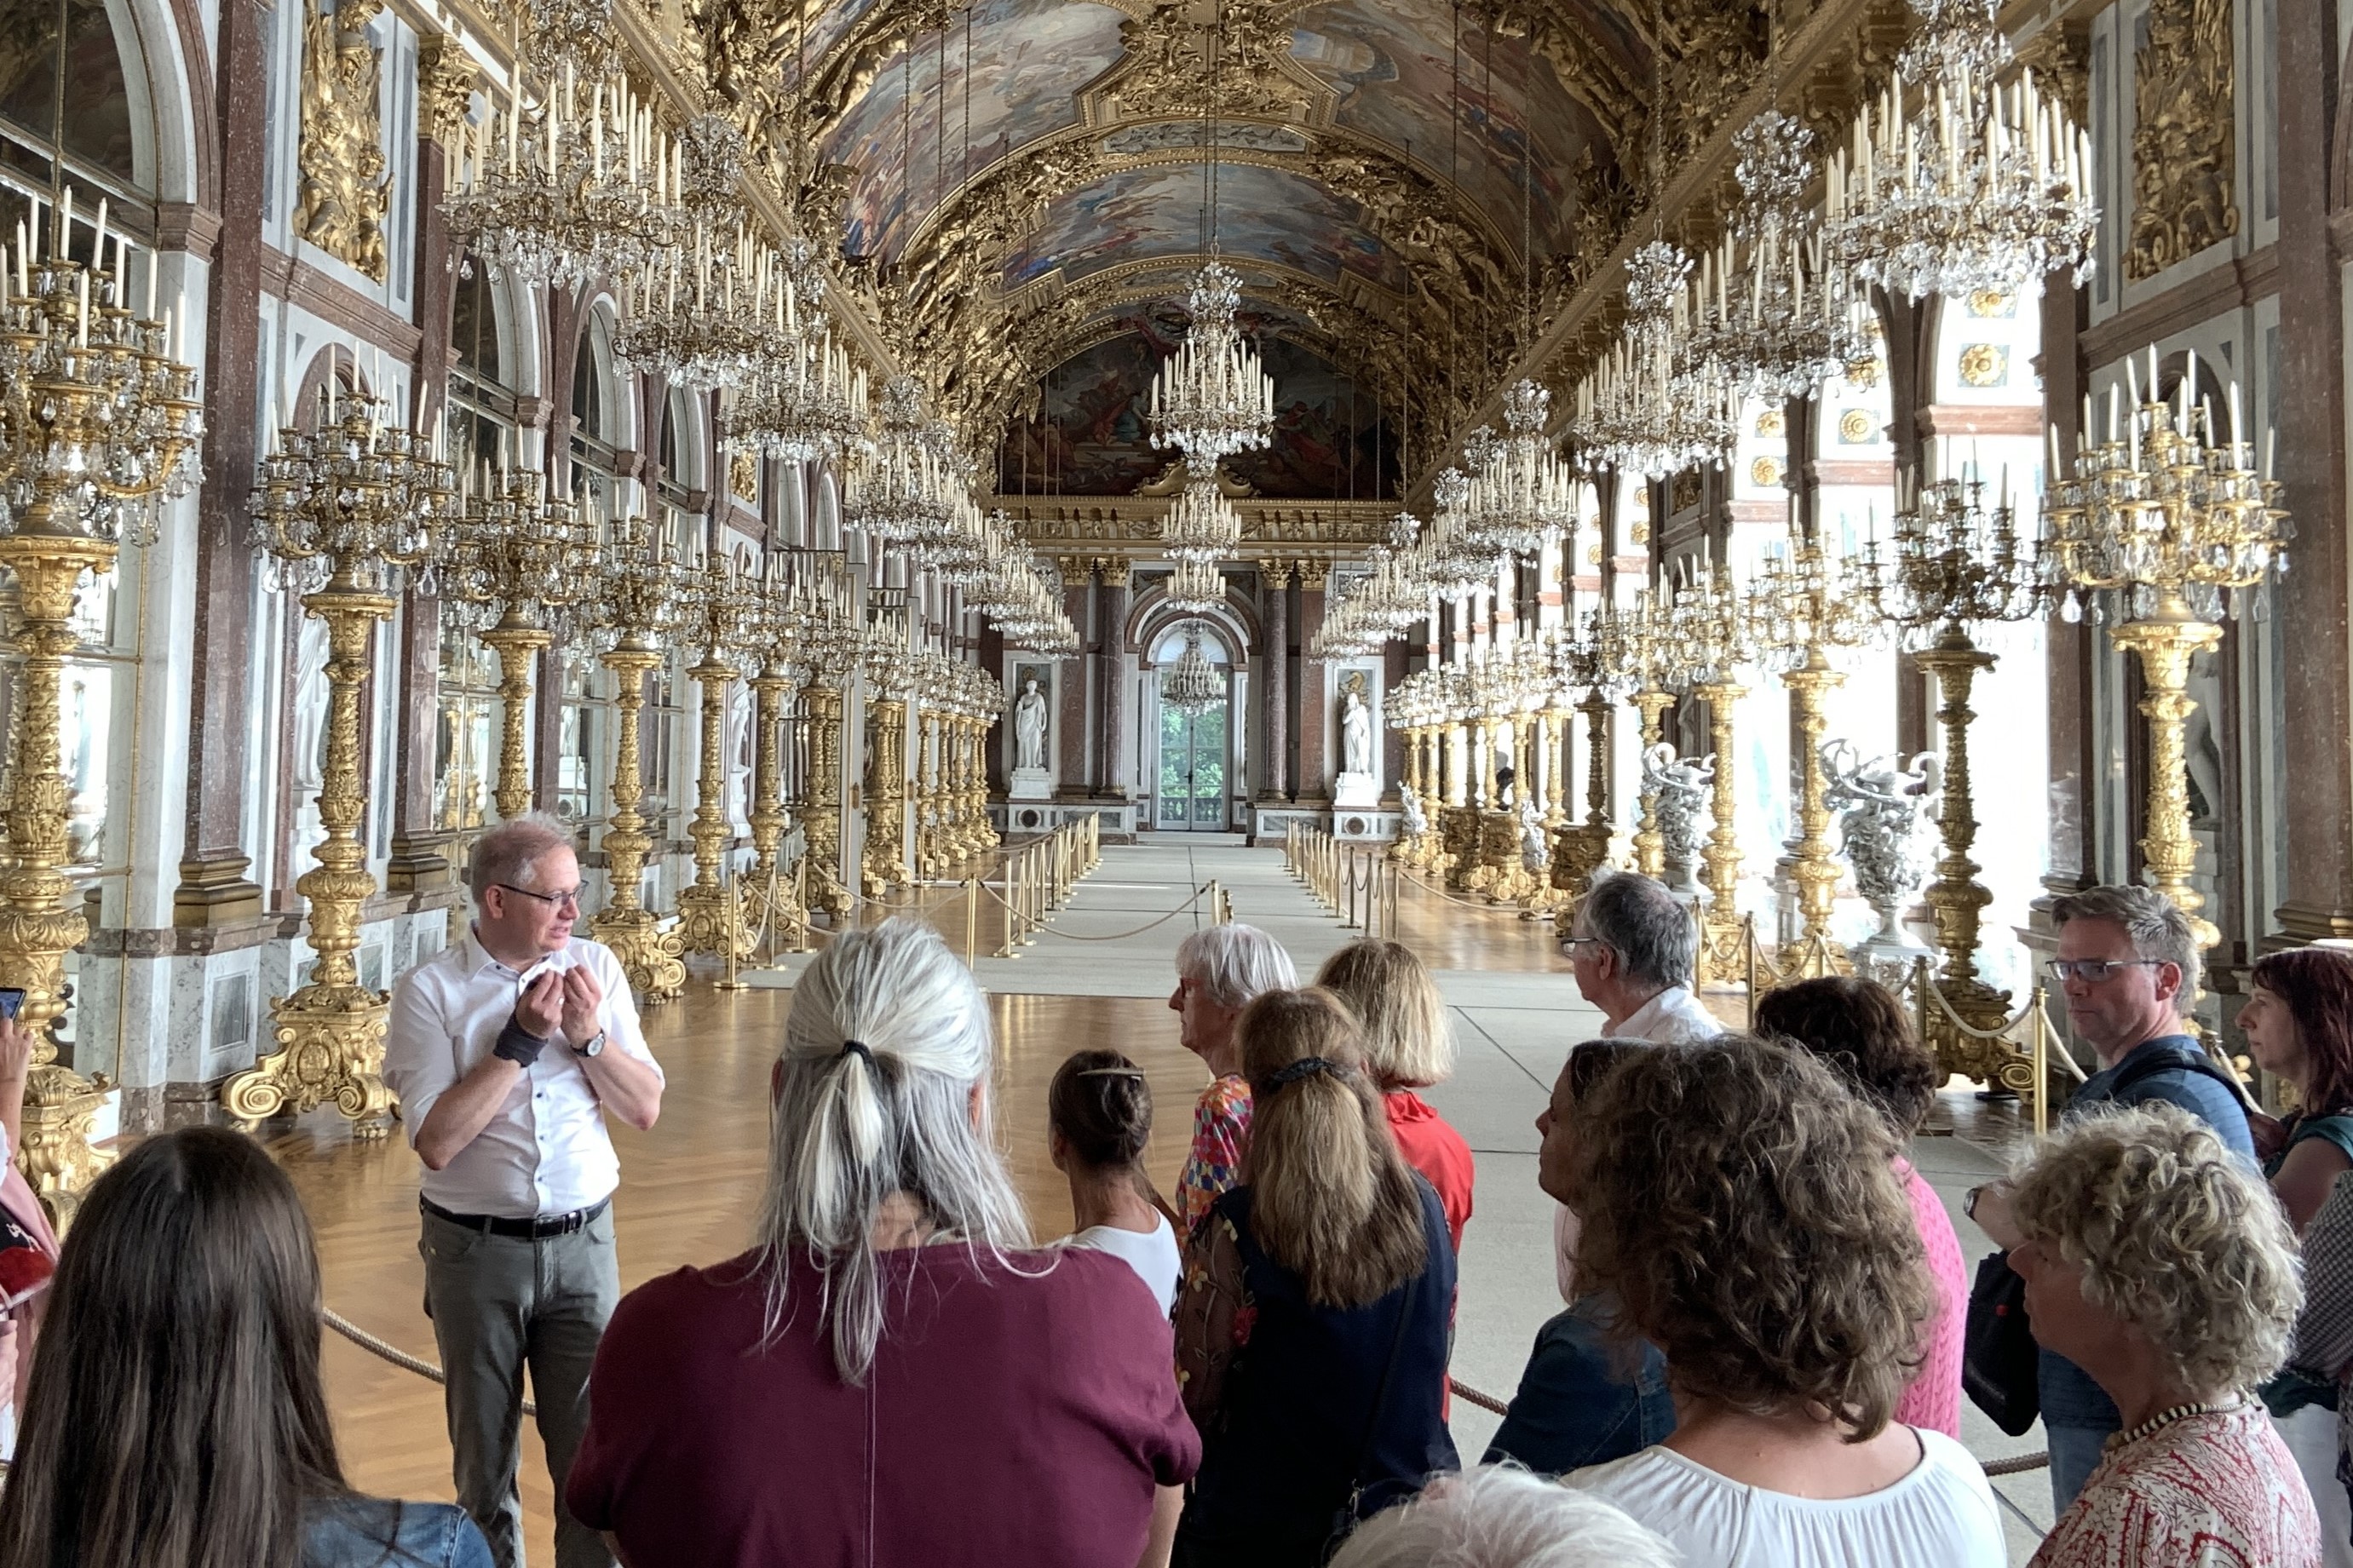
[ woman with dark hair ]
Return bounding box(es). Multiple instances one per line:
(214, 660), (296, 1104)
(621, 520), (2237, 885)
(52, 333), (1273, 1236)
(2242, 946), (2353, 1229)
(0, 1125), (490, 1568)
(2245, 945), (2353, 1563)
(1754, 976), (1965, 1438)
(1561, 1033), (2002, 1566)
(1050, 1047), (1181, 1312)
(1172, 987), (1458, 1567)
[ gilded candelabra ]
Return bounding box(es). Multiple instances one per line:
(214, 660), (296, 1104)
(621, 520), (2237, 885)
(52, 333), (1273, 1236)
(1667, 564), (1758, 985)
(1596, 595), (1678, 881)
(0, 214), (204, 1210)
(1867, 468), (2045, 1081)
(1750, 523), (1878, 980)
(584, 512), (687, 1002)
(232, 376), (454, 1134)
(437, 470), (600, 819)
(860, 611), (914, 899)
(741, 558), (808, 950)
(670, 543), (757, 962)
(2042, 350), (2293, 953)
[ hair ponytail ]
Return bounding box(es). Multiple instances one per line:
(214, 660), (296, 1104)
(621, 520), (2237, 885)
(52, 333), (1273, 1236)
(1237, 988), (1428, 1308)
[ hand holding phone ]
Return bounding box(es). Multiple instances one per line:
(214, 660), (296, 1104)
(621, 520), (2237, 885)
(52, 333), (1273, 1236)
(0, 989), (26, 1022)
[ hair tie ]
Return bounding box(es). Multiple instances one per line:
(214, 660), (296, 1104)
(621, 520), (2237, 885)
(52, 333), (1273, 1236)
(1265, 1056), (1346, 1089)
(1077, 1067), (1146, 1079)
(840, 1040), (874, 1066)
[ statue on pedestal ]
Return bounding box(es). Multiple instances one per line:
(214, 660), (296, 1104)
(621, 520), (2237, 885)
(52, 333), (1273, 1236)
(1822, 740), (1941, 961)
(1644, 743), (1712, 898)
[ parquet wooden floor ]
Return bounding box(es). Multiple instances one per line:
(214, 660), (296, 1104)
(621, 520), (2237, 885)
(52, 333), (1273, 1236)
(275, 983), (1205, 1563)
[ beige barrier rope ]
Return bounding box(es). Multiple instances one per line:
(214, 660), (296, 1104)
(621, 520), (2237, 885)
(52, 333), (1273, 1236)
(323, 1307), (538, 1418)
(974, 879), (1214, 941)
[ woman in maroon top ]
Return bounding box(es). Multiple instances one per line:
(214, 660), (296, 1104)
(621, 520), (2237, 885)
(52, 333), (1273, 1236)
(567, 919), (1200, 1568)
(1316, 940), (1474, 1250)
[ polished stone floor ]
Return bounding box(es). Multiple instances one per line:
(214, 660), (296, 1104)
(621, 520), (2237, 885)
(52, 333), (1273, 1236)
(278, 837), (2051, 1565)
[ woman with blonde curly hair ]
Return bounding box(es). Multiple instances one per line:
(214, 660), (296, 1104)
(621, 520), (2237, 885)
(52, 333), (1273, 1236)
(1559, 1033), (2003, 1566)
(1974, 1103), (2320, 1568)
(1172, 987), (1457, 1567)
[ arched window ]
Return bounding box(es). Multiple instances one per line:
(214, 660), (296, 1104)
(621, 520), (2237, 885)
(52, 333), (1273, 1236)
(0, 0), (143, 229)
(558, 309), (626, 841)
(437, 269), (524, 835)
(446, 268), (516, 496)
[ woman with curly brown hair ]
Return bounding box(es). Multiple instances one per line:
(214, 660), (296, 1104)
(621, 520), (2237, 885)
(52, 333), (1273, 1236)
(1559, 1033), (2003, 1568)
(1171, 987), (1457, 1568)
(1754, 977), (1965, 1439)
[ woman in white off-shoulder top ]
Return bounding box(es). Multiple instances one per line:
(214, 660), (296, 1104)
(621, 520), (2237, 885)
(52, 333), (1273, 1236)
(1552, 1032), (2005, 1568)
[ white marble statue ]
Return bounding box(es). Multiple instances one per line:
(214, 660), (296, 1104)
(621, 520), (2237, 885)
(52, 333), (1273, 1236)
(1341, 689), (1373, 777)
(1399, 786), (1428, 838)
(1643, 742), (1713, 897)
(1519, 795), (1549, 872)
(1822, 740), (1942, 953)
(1013, 676), (1049, 773)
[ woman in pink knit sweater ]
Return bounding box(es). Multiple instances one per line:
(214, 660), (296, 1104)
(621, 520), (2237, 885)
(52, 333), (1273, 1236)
(1754, 977), (1966, 1437)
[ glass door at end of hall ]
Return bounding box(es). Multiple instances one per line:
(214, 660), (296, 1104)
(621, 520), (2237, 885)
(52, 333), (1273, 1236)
(1159, 704), (1227, 829)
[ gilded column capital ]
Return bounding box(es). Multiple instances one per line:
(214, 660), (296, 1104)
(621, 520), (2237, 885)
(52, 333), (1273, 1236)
(1054, 554), (1094, 584)
(1297, 560), (1332, 592)
(1097, 556), (1134, 589)
(1260, 559), (1294, 589)
(417, 32), (476, 142)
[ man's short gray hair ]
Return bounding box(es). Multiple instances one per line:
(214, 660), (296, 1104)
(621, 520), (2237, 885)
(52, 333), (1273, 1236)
(2052, 883), (2203, 997)
(468, 813), (578, 901)
(1174, 924), (1298, 1010)
(1328, 1464), (1678, 1568)
(1575, 870), (1697, 990)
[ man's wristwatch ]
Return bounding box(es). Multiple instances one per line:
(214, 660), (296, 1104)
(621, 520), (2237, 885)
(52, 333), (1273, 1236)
(571, 1031), (607, 1059)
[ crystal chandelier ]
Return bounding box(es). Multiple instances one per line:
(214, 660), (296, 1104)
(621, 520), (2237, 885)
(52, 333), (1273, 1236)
(1688, 112), (1875, 401)
(612, 218), (785, 392)
(1464, 380), (1575, 560)
(969, 535), (1079, 655)
(0, 218), (205, 548)
(845, 375), (953, 543)
(1568, 241), (1738, 479)
(1866, 467), (2043, 644)
(1161, 622), (1227, 712)
(1168, 555), (1227, 612)
(441, 52), (669, 288)
(2041, 348), (2292, 624)
(1825, 0), (2096, 302)
(1163, 470), (1246, 561)
(1148, 262), (1275, 463)
(734, 327), (869, 464)
(1424, 467), (1497, 597)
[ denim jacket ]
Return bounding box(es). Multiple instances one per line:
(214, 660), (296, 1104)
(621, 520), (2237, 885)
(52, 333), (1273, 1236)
(2039, 1034), (2255, 1432)
(1483, 1293), (1676, 1476)
(304, 1496), (492, 1568)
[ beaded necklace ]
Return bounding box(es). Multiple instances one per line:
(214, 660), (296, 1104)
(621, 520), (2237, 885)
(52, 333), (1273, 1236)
(2105, 1395), (2244, 1452)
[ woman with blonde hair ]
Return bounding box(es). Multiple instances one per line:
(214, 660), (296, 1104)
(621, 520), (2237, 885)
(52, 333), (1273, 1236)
(1974, 1103), (2318, 1567)
(1173, 987), (1458, 1567)
(1317, 939), (1475, 1250)
(1561, 1033), (2004, 1566)
(569, 920), (1199, 1567)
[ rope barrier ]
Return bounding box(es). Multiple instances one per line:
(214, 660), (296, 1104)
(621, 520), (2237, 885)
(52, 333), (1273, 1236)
(972, 879), (1213, 941)
(322, 1308), (538, 1418)
(1390, 862), (1538, 916)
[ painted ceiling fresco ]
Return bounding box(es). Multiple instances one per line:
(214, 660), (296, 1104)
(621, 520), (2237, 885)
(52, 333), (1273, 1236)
(824, 0), (1127, 259)
(999, 164), (1410, 294)
(1290, 0), (1608, 256)
(998, 328), (1401, 500)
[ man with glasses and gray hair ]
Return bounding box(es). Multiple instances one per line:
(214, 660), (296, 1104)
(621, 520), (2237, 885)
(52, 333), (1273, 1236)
(1550, 871), (1722, 1302)
(385, 813), (665, 1568)
(2032, 882), (2254, 1513)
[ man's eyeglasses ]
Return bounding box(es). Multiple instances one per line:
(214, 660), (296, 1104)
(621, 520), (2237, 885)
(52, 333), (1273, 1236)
(2044, 957), (2165, 985)
(1559, 935), (1606, 958)
(498, 882), (583, 913)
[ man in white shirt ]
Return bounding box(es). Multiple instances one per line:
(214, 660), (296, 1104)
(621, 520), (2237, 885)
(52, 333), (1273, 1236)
(1553, 870), (1723, 1299)
(385, 813), (664, 1568)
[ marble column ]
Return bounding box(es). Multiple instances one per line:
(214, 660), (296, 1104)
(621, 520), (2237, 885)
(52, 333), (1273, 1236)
(1297, 560), (1332, 804)
(1258, 562), (1291, 801)
(173, 0), (273, 926)
(2038, 269), (2099, 896)
(1056, 556), (1092, 801)
(1878, 291), (1939, 757)
(2270, 0), (2353, 939)
(1096, 557), (1132, 799)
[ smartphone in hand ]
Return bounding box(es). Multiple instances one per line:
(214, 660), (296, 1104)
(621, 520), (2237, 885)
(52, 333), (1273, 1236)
(0, 990), (26, 1022)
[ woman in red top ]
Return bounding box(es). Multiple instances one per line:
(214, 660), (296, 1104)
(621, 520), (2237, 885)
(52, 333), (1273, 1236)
(1317, 940), (1474, 1251)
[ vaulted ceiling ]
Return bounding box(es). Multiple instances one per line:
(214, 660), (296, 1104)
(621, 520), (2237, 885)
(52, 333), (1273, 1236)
(692, 0), (1793, 481)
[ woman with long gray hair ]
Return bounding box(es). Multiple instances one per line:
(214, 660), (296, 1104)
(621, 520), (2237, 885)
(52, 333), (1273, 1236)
(568, 918), (1198, 1568)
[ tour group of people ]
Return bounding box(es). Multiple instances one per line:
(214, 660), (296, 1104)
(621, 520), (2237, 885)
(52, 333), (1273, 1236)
(0, 811), (2349, 1567)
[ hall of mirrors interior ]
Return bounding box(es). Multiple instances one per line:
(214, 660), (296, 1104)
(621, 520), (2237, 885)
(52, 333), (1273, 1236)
(0, 0), (2330, 1463)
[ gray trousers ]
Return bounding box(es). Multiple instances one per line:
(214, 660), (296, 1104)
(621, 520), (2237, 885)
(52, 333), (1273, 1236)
(420, 1205), (619, 1568)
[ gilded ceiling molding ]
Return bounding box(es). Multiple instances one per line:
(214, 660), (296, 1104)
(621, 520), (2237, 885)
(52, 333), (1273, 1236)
(2126, 0), (2237, 281)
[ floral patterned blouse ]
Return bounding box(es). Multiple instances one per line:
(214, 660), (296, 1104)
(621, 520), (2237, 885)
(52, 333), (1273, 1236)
(2028, 1404), (2320, 1568)
(1176, 1075), (1253, 1238)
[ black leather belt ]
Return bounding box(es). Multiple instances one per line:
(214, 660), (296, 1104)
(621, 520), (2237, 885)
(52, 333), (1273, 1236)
(422, 1195), (609, 1239)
